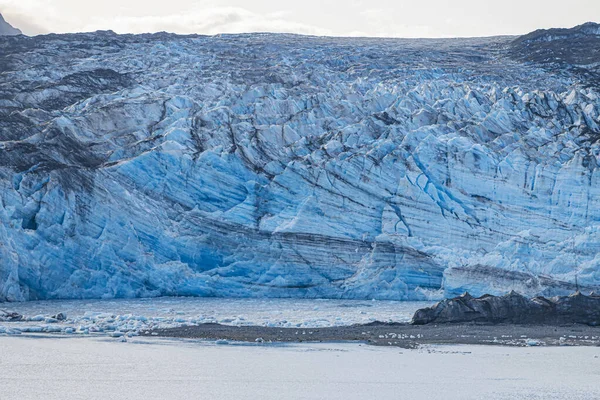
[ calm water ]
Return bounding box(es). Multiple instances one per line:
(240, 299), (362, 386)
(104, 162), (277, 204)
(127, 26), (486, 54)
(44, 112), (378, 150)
(1, 336), (599, 400)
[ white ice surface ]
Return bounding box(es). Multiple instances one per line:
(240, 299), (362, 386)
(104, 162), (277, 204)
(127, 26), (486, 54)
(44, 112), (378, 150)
(0, 297), (432, 335)
(3, 33), (600, 302)
(1, 336), (599, 400)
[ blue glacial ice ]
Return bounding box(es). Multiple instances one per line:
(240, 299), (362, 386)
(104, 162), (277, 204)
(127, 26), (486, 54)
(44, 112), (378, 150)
(1, 28), (600, 301)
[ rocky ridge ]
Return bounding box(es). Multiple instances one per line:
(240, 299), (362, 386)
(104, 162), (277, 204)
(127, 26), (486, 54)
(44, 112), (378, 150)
(412, 291), (600, 325)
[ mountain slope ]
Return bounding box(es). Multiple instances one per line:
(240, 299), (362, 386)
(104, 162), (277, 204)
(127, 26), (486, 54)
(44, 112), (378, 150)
(0, 14), (21, 36)
(0, 26), (599, 301)
(510, 22), (600, 86)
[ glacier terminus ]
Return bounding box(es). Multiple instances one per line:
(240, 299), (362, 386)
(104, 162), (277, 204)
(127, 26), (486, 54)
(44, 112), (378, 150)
(1, 23), (600, 302)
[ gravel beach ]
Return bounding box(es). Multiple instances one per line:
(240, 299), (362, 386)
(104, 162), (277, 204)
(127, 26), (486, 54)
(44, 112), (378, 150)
(146, 322), (600, 348)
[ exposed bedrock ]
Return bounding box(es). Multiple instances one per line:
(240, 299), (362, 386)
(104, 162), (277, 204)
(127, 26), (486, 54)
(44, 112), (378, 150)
(1, 24), (600, 301)
(0, 310), (23, 321)
(412, 291), (600, 325)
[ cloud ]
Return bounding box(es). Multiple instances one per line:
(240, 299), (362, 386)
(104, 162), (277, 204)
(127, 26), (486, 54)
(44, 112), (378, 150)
(0, 2), (331, 36)
(8, 0), (593, 39)
(0, 0), (60, 35)
(357, 8), (446, 38)
(84, 7), (332, 36)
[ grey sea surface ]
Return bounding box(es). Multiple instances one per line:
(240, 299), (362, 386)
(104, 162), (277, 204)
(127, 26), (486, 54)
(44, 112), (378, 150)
(1, 335), (599, 400)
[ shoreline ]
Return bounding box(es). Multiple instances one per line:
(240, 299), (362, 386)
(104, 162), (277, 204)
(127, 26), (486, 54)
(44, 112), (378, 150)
(144, 322), (600, 348)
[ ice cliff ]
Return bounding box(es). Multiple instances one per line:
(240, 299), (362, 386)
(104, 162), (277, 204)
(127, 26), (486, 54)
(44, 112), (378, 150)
(1, 23), (600, 301)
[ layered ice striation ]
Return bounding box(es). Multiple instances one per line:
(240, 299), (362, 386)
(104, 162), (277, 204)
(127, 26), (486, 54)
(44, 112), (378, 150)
(1, 24), (600, 301)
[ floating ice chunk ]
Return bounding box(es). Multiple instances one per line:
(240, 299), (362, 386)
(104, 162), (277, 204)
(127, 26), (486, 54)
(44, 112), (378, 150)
(526, 339), (543, 347)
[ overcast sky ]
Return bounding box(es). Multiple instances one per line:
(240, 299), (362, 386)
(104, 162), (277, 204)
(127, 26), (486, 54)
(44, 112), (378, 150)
(1, 0), (599, 38)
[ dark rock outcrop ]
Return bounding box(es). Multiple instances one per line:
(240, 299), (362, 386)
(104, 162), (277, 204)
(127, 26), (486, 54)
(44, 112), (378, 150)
(51, 312), (67, 321)
(412, 291), (600, 326)
(0, 310), (23, 321)
(509, 22), (600, 86)
(510, 22), (600, 65)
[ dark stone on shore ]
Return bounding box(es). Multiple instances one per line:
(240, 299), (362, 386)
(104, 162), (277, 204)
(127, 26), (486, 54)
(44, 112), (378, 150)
(147, 321), (600, 348)
(0, 310), (23, 321)
(411, 291), (600, 326)
(51, 313), (67, 321)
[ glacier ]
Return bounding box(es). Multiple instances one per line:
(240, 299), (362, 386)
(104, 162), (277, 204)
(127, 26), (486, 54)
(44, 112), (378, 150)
(1, 24), (600, 302)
